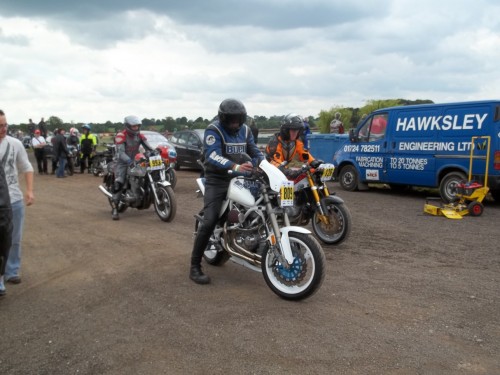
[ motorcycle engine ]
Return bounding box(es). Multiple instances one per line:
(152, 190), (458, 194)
(227, 207), (264, 253)
(235, 232), (259, 252)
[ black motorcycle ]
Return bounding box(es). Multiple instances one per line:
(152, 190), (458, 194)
(65, 145), (79, 176)
(90, 144), (115, 177)
(99, 150), (177, 222)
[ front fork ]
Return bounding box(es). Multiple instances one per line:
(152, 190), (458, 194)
(307, 173), (331, 225)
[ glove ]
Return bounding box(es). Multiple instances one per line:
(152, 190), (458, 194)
(310, 159), (324, 169)
(283, 168), (301, 179)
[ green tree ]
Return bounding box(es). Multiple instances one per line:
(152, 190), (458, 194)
(47, 116), (64, 132)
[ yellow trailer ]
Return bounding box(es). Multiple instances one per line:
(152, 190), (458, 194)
(424, 136), (490, 219)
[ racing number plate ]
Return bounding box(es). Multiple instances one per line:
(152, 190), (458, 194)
(320, 164), (335, 182)
(148, 155), (163, 170)
(280, 181), (294, 207)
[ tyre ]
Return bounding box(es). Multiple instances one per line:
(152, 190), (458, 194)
(196, 216), (229, 266)
(338, 165), (358, 191)
(439, 171), (466, 203)
(468, 201), (484, 216)
(262, 232), (325, 301)
(92, 158), (101, 176)
(312, 197), (352, 245)
(166, 168), (177, 189)
(154, 185), (177, 222)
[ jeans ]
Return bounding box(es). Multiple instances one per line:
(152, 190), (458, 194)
(56, 156), (67, 177)
(0, 200), (24, 290)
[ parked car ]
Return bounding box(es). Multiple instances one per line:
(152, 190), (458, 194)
(168, 129), (204, 170)
(141, 130), (177, 165)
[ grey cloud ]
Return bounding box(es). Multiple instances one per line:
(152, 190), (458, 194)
(0, 27), (30, 46)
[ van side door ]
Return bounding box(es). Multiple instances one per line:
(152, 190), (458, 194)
(353, 113), (389, 184)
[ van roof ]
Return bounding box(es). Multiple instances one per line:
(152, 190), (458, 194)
(373, 99), (500, 114)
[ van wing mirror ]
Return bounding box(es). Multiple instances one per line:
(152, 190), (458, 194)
(349, 128), (358, 142)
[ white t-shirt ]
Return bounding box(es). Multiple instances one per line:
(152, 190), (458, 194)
(31, 136), (46, 148)
(0, 136), (34, 203)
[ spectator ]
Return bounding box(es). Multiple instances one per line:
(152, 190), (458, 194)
(0, 109), (34, 293)
(50, 129), (58, 174)
(79, 124), (97, 174)
(31, 130), (48, 174)
(38, 118), (47, 138)
(0, 162), (13, 297)
(28, 119), (36, 138)
(53, 128), (69, 178)
(302, 115), (312, 149)
(248, 117), (259, 144)
(329, 112), (345, 134)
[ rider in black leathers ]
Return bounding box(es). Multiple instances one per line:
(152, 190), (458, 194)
(189, 99), (264, 284)
(111, 115), (153, 220)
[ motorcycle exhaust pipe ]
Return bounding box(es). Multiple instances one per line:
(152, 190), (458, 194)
(98, 185), (113, 198)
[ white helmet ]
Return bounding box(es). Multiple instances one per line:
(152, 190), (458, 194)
(124, 115), (141, 135)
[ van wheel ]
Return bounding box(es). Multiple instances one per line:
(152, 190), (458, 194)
(439, 171), (466, 203)
(339, 165), (358, 191)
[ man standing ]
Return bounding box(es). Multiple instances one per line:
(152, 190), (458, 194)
(0, 162), (13, 297)
(38, 117), (48, 138)
(329, 112), (345, 134)
(79, 124), (97, 174)
(0, 109), (34, 294)
(28, 119), (36, 138)
(53, 128), (69, 178)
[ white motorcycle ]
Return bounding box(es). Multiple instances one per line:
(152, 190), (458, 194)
(195, 159), (326, 301)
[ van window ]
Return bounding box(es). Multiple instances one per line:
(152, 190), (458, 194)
(359, 113), (388, 142)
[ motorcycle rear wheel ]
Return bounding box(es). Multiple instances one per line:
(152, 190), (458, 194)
(66, 159), (74, 176)
(312, 197), (352, 245)
(262, 232), (325, 301)
(166, 168), (177, 189)
(154, 185), (177, 222)
(195, 217), (229, 266)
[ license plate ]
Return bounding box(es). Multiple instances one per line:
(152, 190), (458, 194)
(320, 164), (335, 182)
(149, 155), (164, 170)
(280, 181), (294, 207)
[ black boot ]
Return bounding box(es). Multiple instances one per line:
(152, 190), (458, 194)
(112, 207), (119, 220)
(189, 265), (210, 284)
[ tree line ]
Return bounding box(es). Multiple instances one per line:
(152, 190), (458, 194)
(8, 98), (433, 135)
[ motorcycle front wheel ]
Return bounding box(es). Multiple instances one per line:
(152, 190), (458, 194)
(262, 232), (325, 301)
(312, 197), (352, 245)
(154, 185), (177, 222)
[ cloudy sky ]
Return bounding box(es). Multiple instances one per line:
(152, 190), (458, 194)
(1, 0), (499, 125)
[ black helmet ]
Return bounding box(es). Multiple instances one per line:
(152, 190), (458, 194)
(218, 98), (247, 135)
(280, 113), (304, 140)
(124, 115), (141, 135)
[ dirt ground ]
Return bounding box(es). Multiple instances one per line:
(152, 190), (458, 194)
(0, 158), (499, 375)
